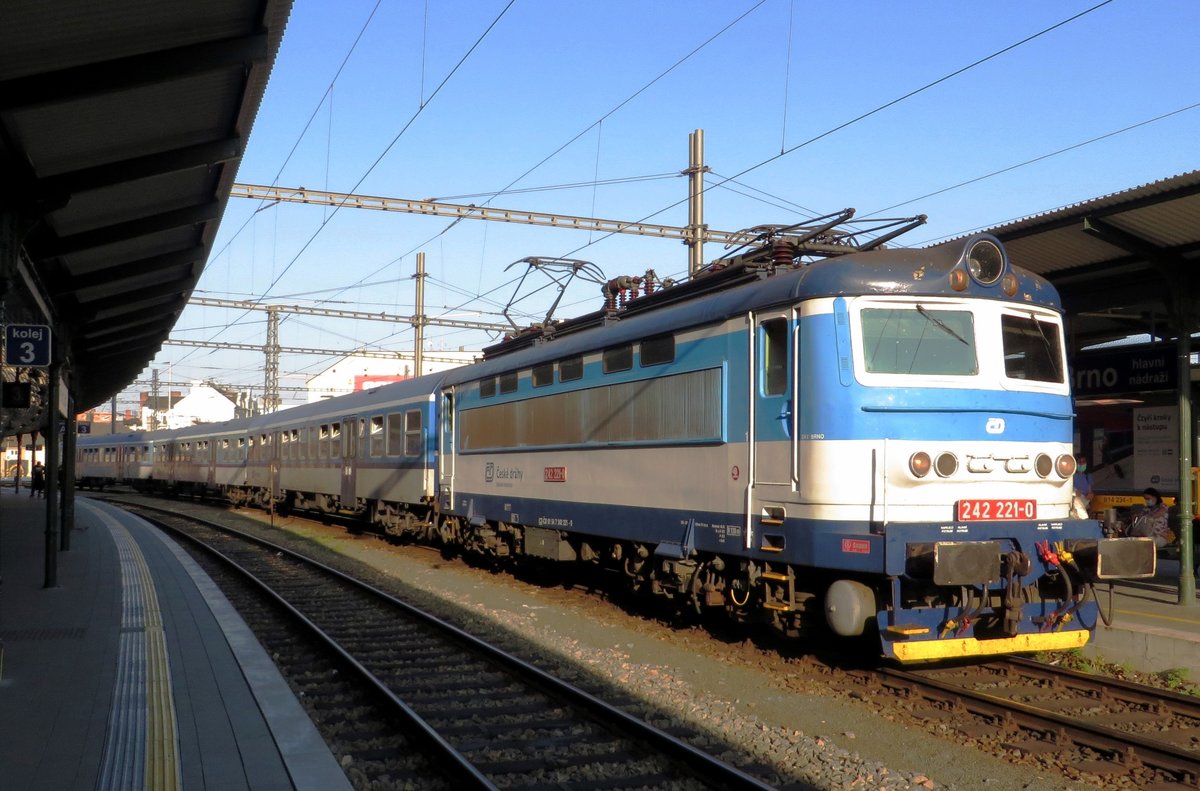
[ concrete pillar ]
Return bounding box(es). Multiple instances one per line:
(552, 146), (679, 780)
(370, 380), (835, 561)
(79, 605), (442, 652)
(44, 368), (60, 588)
(61, 392), (76, 551)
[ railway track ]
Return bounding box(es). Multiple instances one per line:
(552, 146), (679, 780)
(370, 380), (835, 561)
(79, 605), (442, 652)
(114, 500), (795, 791)
(838, 657), (1200, 790)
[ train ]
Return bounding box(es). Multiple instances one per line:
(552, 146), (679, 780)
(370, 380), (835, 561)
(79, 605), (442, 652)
(76, 233), (1156, 662)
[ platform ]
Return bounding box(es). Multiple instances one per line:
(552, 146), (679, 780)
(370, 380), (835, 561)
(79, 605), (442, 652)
(1087, 559), (1200, 675)
(0, 491), (352, 791)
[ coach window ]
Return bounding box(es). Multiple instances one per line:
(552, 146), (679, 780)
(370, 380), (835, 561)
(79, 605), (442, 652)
(332, 423), (342, 458)
(499, 371), (518, 394)
(761, 318), (788, 395)
(405, 410), (423, 456)
(480, 377), (497, 398)
(603, 344), (632, 374)
(640, 334), (675, 367)
(318, 425), (329, 458)
(532, 363), (554, 387)
(386, 413), (404, 455)
(370, 416), (384, 456)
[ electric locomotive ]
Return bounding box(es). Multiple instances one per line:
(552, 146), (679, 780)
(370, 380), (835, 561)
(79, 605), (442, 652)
(76, 233), (1156, 662)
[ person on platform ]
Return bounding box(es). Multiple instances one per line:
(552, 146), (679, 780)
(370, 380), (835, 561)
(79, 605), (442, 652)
(1131, 487), (1173, 548)
(30, 461), (45, 498)
(1071, 454), (1094, 518)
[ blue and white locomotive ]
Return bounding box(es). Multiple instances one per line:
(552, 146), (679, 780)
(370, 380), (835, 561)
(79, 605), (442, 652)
(77, 233), (1155, 661)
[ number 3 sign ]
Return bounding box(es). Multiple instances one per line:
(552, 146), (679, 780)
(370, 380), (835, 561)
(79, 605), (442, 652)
(4, 325), (52, 367)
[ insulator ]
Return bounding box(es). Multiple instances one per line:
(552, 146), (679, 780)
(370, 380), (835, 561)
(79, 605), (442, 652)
(773, 241), (794, 268)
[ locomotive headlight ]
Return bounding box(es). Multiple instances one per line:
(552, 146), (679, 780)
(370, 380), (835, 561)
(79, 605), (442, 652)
(934, 452), (958, 477)
(1056, 454), (1077, 478)
(1001, 272), (1018, 296)
(1035, 454), (1054, 478)
(966, 239), (1005, 284)
(909, 451), (932, 478)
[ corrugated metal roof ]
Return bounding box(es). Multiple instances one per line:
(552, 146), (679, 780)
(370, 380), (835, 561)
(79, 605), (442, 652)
(0, 0), (293, 409)
(977, 170), (1200, 347)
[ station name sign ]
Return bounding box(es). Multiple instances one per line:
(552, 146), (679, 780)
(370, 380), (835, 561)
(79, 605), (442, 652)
(1071, 345), (1176, 396)
(4, 324), (52, 367)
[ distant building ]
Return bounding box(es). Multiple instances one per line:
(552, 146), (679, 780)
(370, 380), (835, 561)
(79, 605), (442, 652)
(163, 381), (237, 428)
(139, 391), (183, 430)
(305, 351), (476, 403)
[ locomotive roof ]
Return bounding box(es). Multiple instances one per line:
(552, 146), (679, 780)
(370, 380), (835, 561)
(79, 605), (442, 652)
(448, 235), (1063, 382)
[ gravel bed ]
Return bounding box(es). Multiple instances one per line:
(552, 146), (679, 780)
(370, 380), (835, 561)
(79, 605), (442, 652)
(114, 496), (1099, 790)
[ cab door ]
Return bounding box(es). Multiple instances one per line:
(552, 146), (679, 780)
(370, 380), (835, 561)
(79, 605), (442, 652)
(340, 415), (357, 506)
(746, 309), (799, 549)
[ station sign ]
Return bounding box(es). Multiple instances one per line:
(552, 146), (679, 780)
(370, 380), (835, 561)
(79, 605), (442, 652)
(4, 324), (52, 367)
(1071, 344), (1176, 397)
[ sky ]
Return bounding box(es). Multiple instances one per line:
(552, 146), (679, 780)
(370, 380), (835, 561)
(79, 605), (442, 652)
(125, 0), (1200, 409)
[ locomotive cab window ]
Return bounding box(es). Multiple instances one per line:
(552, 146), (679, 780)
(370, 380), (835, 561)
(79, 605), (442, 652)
(603, 344), (632, 374)
(640, 334), (675, 367)
(761, 319), (788, 395)
(1001, 313), (1064, 383)
(861, 306), (978, 376)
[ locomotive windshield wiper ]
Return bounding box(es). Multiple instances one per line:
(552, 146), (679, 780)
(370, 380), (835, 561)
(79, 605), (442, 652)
(1028, 311), (1064, 379)
(915, 304), (969, 346)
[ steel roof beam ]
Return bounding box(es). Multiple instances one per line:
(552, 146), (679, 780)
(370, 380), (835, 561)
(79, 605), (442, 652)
(37, 138), (242, 202)
(45, 202), (220, 257)
(81, 315), (177, 341)
(1081, 217), (1180, 264)
(0, 34), (269, 112)
(88, 291), (187, 322)
(53, 246), (205, 295)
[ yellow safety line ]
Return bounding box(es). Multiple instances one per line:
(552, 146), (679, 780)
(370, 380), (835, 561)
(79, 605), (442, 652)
(114, 521), (183, 791)
(1114, 608), (1200, 628)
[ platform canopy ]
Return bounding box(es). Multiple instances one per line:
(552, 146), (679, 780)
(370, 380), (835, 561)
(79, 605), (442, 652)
(981, 170), (1200, 349)
(0, 0), (292, 409)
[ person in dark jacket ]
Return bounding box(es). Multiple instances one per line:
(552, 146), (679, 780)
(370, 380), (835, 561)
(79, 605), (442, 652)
(30, 461), (45, 498)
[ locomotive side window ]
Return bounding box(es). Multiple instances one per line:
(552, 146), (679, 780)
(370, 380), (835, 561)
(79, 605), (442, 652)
(603, 344), (632, 373)
(861, 307), (978, 376)
(1001, 314), (1064, 383)
(532, 363), (554, 387)
(640, 334), (675, 367)
(387, 413), (405, 456)
(499, 371), (518, 394)
(370, 416), (384, 457)
(405, 410), (423, 456)
(480, 377), (497, 398)
(460, 368), (721, 451)
(559, 356), (583, 381)
(761, 319), (788, 395)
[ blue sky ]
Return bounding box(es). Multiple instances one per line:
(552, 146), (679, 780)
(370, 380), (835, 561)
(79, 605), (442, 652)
(130, 0), (1200, 407)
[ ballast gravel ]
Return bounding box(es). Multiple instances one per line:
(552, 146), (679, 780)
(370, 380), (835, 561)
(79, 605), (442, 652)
(155, 500), (1101, 790)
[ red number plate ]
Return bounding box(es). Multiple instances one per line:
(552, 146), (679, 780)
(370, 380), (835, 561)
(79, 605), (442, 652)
(957, 499), (1037, 521)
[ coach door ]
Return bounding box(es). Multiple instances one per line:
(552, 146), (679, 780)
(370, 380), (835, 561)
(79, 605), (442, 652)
(746, 310), (798, 548)
(269, 430), (281, 500)
(438, 389), (455, 510)
(340, 415), (357, 505)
